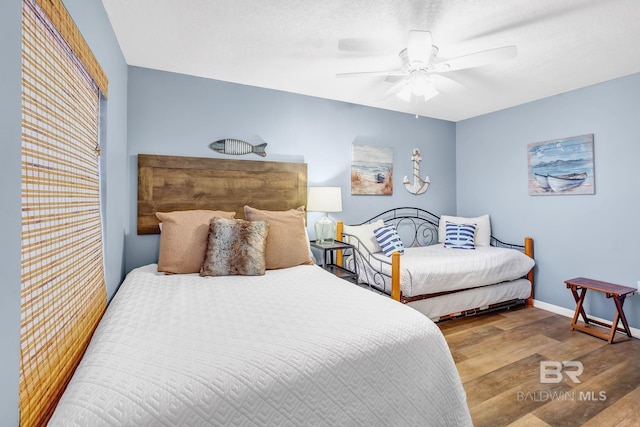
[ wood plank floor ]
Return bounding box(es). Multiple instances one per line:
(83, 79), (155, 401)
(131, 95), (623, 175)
(437, 306), (640, 427)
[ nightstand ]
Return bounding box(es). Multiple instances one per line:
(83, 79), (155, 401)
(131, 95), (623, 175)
(310, 240), (357, 283)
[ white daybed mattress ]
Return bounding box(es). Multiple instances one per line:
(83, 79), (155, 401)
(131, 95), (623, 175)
(49, 264), (472, 427)
(351, 243), (535, 298)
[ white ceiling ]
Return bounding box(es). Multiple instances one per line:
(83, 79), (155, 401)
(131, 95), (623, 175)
(101, 0), (640, 122)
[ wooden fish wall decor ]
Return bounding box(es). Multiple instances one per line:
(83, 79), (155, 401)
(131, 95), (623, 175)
(210, 139), (267, 157)
(403, 148), (430, 195)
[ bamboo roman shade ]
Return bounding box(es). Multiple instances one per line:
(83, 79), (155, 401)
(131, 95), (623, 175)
(20, 0), (108, 425)
(33, 0), (108, 98)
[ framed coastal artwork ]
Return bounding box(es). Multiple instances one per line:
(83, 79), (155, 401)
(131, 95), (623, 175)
(527, 134), (595, 196)
(351, 144), (393, 195)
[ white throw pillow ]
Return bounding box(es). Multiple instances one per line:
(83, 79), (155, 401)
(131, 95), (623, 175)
(438, 214), (491, 246)
(342, 219), (385, 254)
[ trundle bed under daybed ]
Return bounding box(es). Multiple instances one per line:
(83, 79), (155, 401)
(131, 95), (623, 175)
(338, 207), (535, 322)
(48, 155), (472, 426)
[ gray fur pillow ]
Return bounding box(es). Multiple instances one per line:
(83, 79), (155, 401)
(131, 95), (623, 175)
(200, 218), (269, 276)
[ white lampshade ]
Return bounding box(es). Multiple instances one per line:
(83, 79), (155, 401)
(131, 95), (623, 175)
(307, 187), (342, 244)
(307, 187), (343, 213)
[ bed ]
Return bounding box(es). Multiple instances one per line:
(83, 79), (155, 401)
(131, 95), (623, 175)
(338, 207), (535, 321)
(48, 155), (472, 426)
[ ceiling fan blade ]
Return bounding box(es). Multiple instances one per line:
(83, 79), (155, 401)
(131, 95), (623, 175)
(429, 74), (465, 93)
(406, 30), (432, 65)
(336, 70), (408, 78)
(337, 37), (397, 54)
(384, 75), (404, 83)
(435, 45), (517, 72)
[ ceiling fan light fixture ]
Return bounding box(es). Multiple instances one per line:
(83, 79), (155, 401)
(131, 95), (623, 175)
(421, 86), (439, 101)
(395, 74), (439, 103)
(412, 75), (432, 96)
(396, 84), (414, 102)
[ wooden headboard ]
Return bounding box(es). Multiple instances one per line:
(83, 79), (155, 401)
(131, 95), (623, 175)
(138, 154), (308, 234)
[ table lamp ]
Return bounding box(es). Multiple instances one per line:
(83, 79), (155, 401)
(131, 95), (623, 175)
(307, 187), (343, 244)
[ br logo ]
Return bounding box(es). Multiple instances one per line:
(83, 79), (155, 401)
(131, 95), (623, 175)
(540, 361), (583, 384)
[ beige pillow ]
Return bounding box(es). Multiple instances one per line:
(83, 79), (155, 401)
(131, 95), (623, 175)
(244, 206), (314, 269)
(200, 218), (268, 276)
(156, 210), (236, 274)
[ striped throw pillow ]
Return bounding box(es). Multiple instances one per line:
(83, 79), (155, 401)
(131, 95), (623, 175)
(373, 225), (405, 256)
(444, 221), (476, 250)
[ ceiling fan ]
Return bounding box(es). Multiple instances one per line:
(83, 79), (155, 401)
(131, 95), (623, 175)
(336, 30), (517, 103)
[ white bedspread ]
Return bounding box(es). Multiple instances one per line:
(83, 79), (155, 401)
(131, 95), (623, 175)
(355, 244), (535, 297)
(49, 264), (471, 426)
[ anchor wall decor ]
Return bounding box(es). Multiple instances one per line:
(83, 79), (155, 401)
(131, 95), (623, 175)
(403, 148), (430, 195)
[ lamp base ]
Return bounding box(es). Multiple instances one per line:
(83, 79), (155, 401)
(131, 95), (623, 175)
(315, 214), (336, 245)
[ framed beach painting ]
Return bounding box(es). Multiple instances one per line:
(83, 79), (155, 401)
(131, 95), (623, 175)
(527, 134), (595, 196)
(351, 144), (393, 195)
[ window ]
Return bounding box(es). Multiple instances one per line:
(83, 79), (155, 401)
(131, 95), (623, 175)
(20, 1), (108, 425)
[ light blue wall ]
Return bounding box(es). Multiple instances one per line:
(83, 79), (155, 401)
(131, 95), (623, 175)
(0, 0), (128, 423)
(63, 1), (129, 299)
(0, 1), (23, 424)
(126, 67), (457, 272)
(456, 73), (640, 329)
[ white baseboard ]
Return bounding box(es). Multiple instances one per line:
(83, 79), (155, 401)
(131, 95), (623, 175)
(532, 299), (640, 339)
